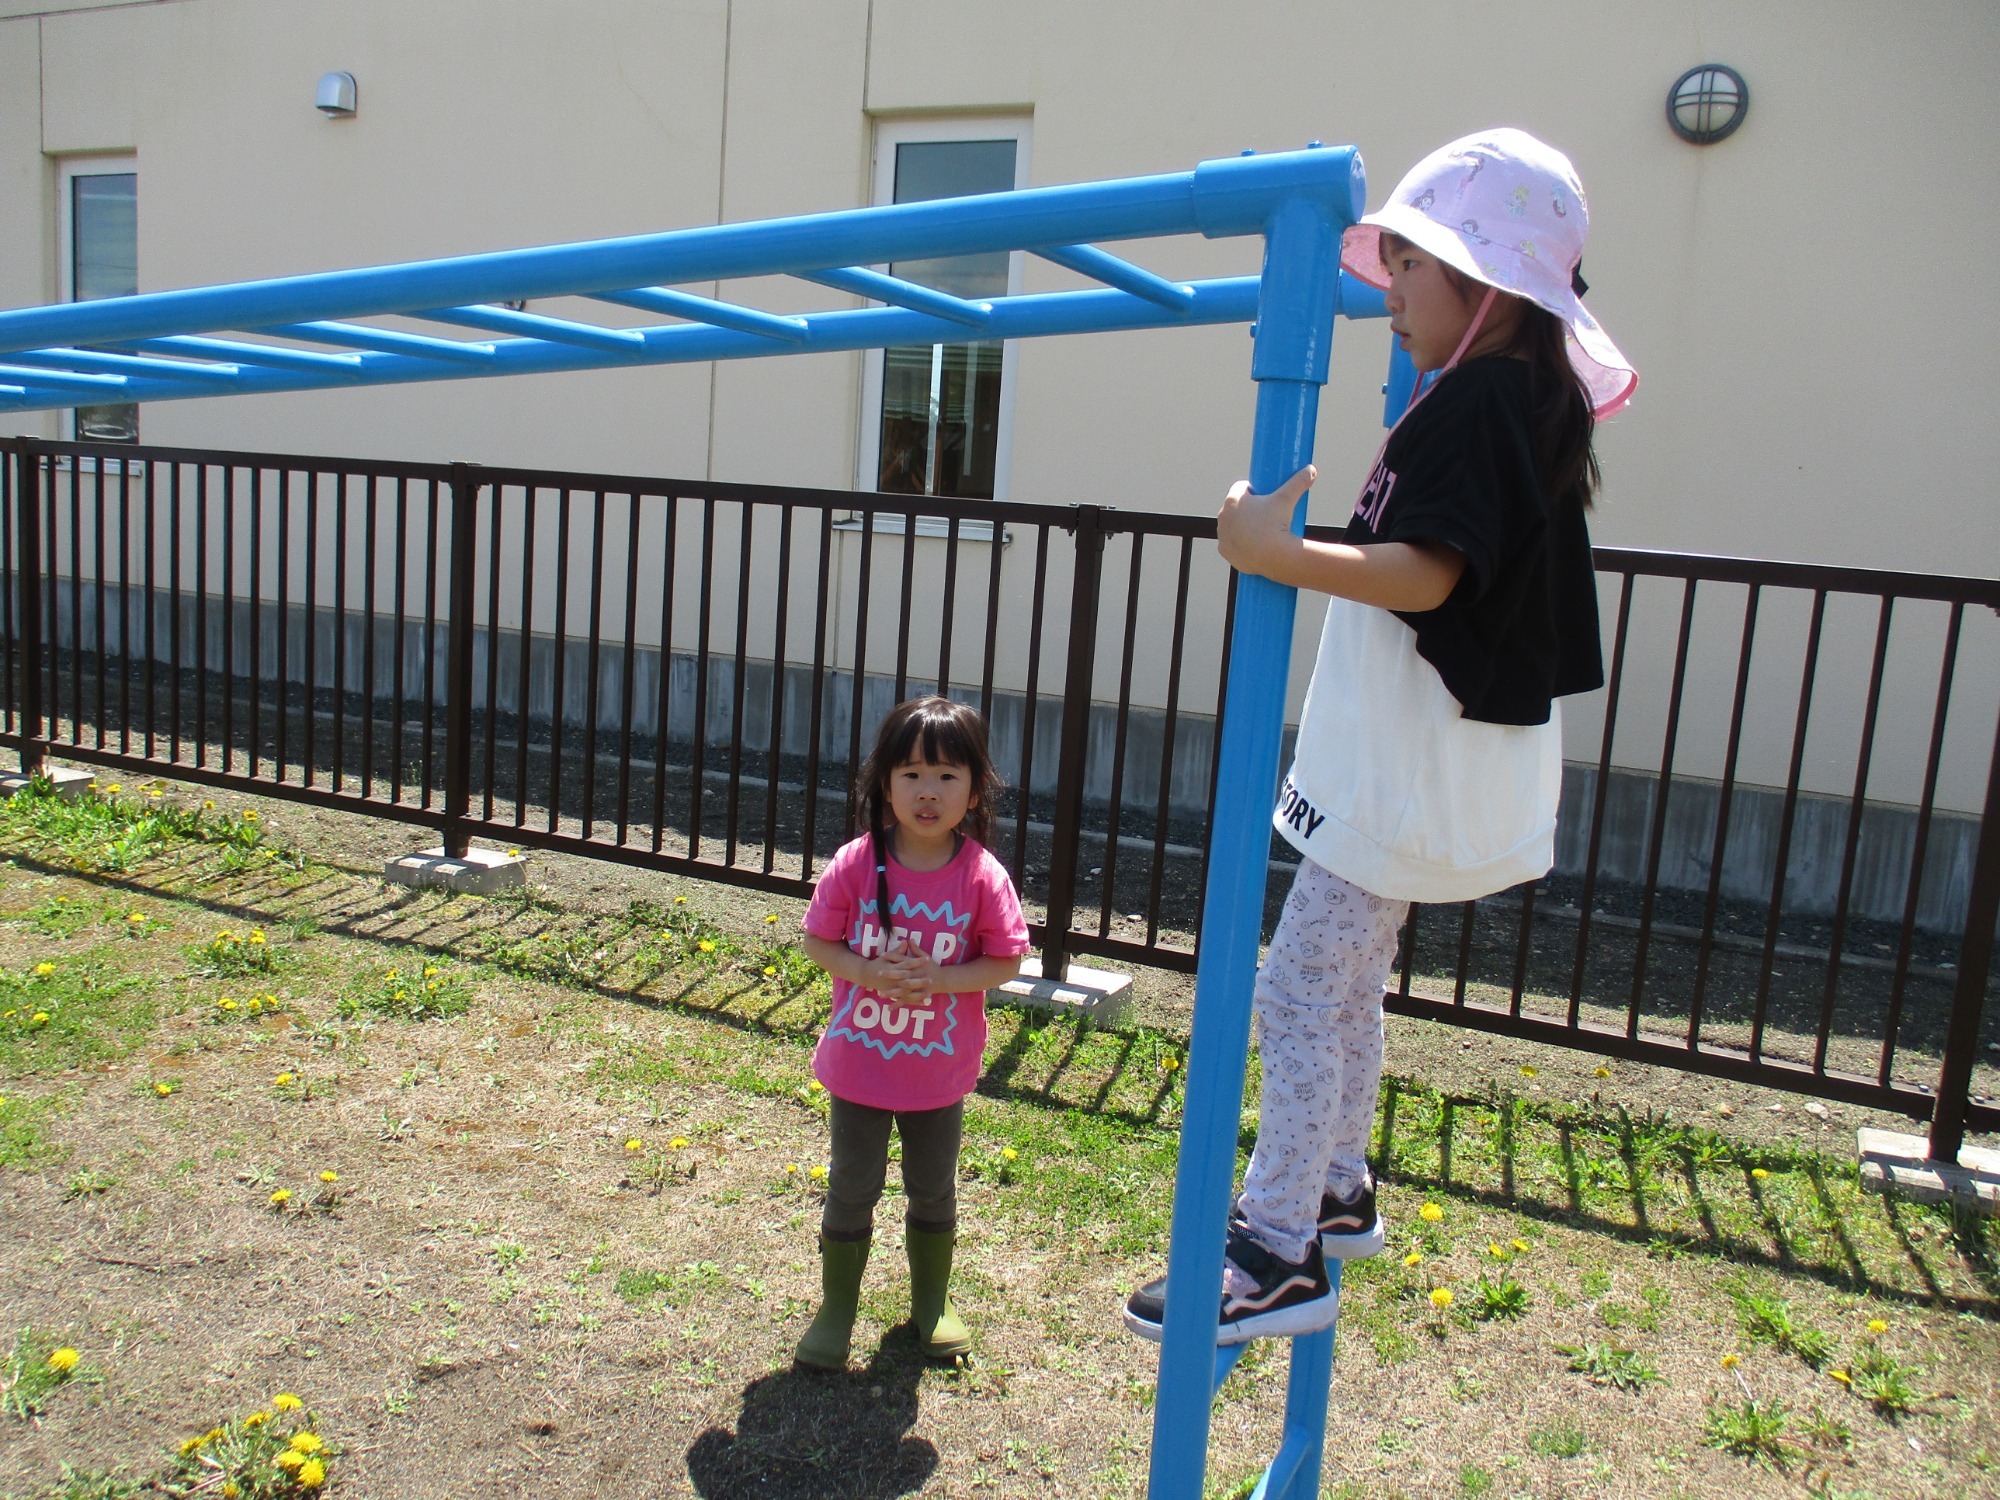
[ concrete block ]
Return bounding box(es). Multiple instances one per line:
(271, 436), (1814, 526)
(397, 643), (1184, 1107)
(1856, 1127), (1999, 1216)
(384, 845), (527, 895)
(0, 766), (97, 801)
(992, 956), (1134, 1027)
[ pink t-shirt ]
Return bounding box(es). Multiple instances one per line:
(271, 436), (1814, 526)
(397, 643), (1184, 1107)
(803, 834), (1030, 1112)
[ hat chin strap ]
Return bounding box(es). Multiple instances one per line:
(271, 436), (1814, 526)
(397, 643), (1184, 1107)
(1442, 285), (1499, 374)
(1391, 284), (1500, 427)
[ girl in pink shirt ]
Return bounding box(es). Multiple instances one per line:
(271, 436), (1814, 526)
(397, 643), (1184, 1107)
(793, 696), (1029, 1369)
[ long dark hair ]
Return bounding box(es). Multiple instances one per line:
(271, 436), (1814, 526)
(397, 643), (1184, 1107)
(1514, 302), (1600, 510)
(854, 696), (1002, 938)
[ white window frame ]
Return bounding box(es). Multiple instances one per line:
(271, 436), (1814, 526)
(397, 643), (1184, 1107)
(57, 154), (139, 442)
(856, 115), (1031, 508)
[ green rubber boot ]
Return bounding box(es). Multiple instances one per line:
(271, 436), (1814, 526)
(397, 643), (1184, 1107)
(906, 1227), (972, 1360)
(794, 1235), (870, 1370)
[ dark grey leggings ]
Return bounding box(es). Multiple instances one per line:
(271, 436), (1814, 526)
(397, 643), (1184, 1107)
(821, 1096), (963, 1242)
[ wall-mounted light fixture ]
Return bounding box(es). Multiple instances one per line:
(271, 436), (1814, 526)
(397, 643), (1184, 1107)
(315, 72), (358, 119)
(1667, 64), (1747, 145)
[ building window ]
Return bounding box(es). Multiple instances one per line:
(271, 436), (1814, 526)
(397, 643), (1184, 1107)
(61, 162), (138, 442)
(863, 120), (1028, 500)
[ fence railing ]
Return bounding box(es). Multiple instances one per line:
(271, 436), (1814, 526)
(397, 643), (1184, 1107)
(4, 435), (1996, 1159)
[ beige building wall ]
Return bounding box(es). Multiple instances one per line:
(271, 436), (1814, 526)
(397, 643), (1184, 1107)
(2, 0), (1996, 813)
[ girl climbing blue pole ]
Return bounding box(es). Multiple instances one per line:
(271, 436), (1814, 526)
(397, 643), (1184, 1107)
(1136, 130), (1636, 1497)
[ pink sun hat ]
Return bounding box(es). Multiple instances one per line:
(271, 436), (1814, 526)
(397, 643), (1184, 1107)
(1341, 128), (1637, 418)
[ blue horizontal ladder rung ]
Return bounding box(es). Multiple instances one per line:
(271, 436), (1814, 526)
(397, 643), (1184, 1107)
(588, 287), (810, 343)
(797, 266), (992, 327)
(0, 363), (130, 395)
(259, 321), (499, 364)
(11, 348), (244, 386)
(1036, 244), (1195, 313)
(117, 335), (368, 376)
(415, 304), (647, 354)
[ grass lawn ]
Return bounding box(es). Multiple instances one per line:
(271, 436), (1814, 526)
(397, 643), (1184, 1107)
(0, 776), (1994, 1500)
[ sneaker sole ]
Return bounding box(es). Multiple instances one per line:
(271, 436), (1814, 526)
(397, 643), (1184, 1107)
(1319, 1214), (1386, 1261)
(1122, 1291), (1341, 1346)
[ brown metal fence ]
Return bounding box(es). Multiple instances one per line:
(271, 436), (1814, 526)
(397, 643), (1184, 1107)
(4, 435), (1995, 1158)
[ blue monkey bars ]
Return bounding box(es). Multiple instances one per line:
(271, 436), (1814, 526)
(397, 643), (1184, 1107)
(0, 145), (1390, 1499)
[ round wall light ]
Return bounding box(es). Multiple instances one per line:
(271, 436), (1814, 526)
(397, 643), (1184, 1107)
(316, 71), (358, 119)
(1667, 64), (1747, 144)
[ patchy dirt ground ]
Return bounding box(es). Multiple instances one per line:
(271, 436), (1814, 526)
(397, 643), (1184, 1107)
(0, 777), (1995, 1500)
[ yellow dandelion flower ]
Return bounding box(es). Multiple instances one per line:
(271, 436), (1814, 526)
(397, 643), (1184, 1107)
(1160, 1055), (1180, 1072)
(1511, 1238), (1531, 1253)
(127, 912), (145, 924)
(806, 1081), (824, 1094)
(1721, 1353), (1740, 1369)
(47, 1347), (79, 1374)
(1001, 1147), (1019, 1162)
(246, 998), (262, 1014)
(1403, 1251), (1423, 1268)
(625, 1138), (643, 1152)
(808, 1164), (826, 1180)
(289, 1432), (323, 1454)
(248, 930), (266, 945)
(1419, 1202), (1444, 1223)
(153, 1081), (173, 1096)
(674, 895), (688, 905)
(697, 940), (716, 954)
(218, 998), (238, 1011)
(274, 1072), (295, 1086)
(271, 1392), (304, 1411)
(505, 849), (522, 859)
(423, 967), (439, 978)
(203, 800), (215, 811)
(223, 1485), (240, 1499)
(319, 1170), (338, 1184)
(1751, 1168), (1771, 1180)
(296, 1457), (326, 1489)
(3, 1009), (14, 1018)
(274, 1450), (304, 1472)
(32, 962), (53, 977)
(243, 1410), (271, 1428)
(784, 1163), (799, 1175)
(1830, 1368), (1851, 1385)
(147, 788), (162, 798)
(1486, 1242), (1506, 1257)
(764, 914), (780, 925)
(204, 1429), (224, 1445)
(670, 1137), (689, 1149)
(1593, 1066), (1611, 1078)
(242, 810), (258, 822)
(270, 1189), (291, 1206)
(31, 1011), (50, 1025)
(392, 990), (407, 1002)
(179, 1436), (203, 1456)
(763, 966), (777, 978)
(1429, 1287), (1454, 1310)
(1866, 1318), (1888, 1334)
(105, 784), (122, 794)
(1519, 1065), (1538, 1078)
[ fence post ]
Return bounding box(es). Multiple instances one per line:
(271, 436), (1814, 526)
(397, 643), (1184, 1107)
(439, 462), (479, 858)
(12, 439), (44, 777)
(1040, 503), (1106, 982)
(1927, 694), (2000, 1163)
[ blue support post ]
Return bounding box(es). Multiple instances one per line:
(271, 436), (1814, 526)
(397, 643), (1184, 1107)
(1147, 149), (1362, 1500)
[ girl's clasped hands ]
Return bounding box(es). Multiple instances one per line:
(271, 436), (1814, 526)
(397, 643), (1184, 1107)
(863, 937), (941, 1006)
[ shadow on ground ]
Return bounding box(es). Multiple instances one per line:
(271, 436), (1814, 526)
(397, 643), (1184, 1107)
(684, 1332), (938, 1499)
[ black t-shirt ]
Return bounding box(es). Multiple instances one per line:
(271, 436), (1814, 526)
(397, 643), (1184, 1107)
(1345, 355), (1603, 726)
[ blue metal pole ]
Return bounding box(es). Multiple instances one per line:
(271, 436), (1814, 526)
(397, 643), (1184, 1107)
(1147, 150), (1359, 1499)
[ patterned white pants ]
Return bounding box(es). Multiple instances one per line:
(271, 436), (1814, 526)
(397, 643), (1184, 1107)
(1236, 859), (1409, 1263)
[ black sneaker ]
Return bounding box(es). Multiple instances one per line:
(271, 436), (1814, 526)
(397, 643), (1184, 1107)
(1318, 1180), (1385, 1260)
(1123, 1225), (1337, 1345)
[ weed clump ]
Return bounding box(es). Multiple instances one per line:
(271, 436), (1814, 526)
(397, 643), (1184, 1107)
(339, 962), (472, 1022)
